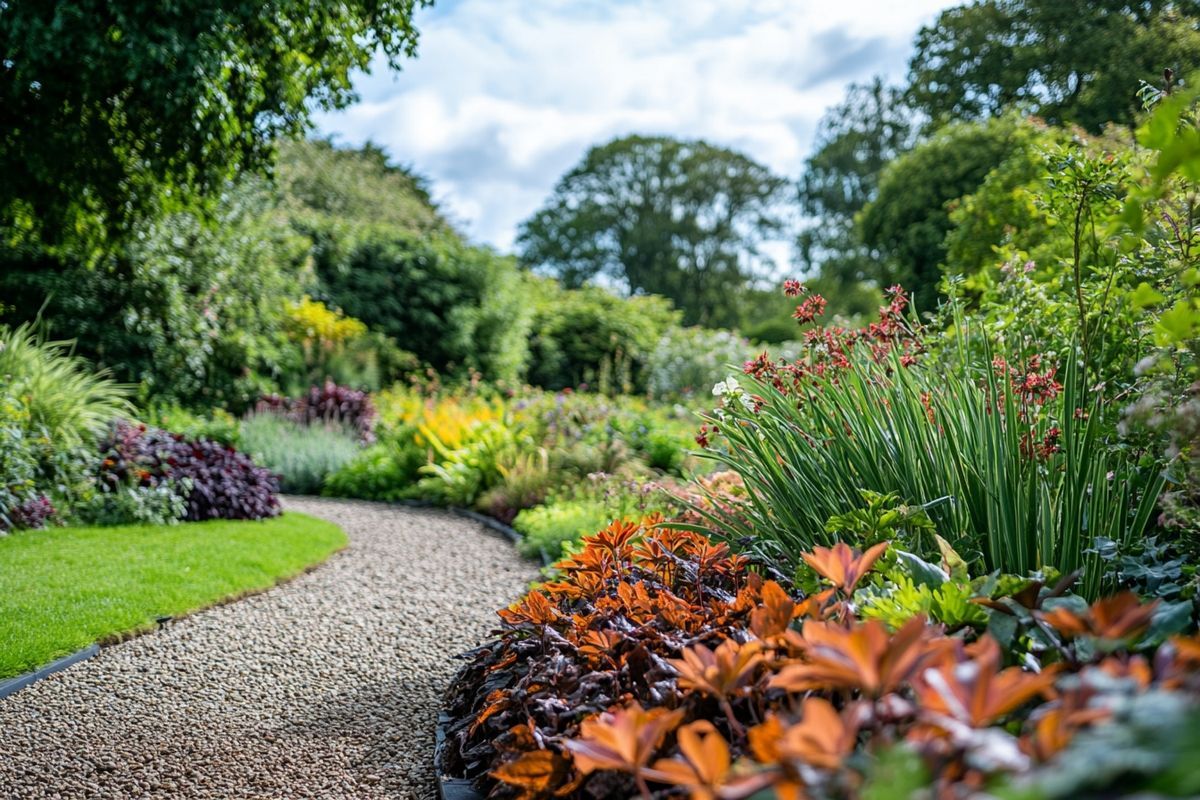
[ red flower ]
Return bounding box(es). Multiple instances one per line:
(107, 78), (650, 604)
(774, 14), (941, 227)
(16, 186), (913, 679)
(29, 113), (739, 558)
(783, 279), (804, 297)
(792, 294), (827, 324)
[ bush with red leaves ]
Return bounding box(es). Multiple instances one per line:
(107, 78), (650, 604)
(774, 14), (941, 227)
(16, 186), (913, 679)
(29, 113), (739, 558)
(97, 420), (279, 521)
(256, 380), (376, 443)
(8, 494), (56, 530)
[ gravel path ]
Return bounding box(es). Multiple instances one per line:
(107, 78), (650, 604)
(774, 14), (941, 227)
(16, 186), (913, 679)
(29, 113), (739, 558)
(0, 497), (537, 799)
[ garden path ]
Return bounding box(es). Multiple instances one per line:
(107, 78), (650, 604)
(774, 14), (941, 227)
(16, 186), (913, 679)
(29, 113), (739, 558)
(0, 497), (536, 799)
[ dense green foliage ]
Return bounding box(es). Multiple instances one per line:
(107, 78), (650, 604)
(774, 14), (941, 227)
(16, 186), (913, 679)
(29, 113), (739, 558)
(800, 1), (1200, 312)
(1, 184), (307, 410)
(0, 0), (429, 244)
(796, 79), (914, 295)
(527, 282), (680, 394)
(518, 135), (787, 326)
(858, 115), (1039, 310)
(315, 230), (533, 382)
(907, 0), (1200, 131)
(0, 513), (345, 677)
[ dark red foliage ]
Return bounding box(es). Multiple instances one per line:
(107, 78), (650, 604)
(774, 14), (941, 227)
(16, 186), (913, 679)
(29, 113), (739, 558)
(736, 282), (923, 403)
(97, 420), (279, 521)
(256, 381), (376, 442)
(9, 494), (56, 529)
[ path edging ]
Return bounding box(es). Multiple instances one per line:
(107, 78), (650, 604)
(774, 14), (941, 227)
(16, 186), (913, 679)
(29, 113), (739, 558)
(435, 710), (487, 800)
(0, 644), (100, 701)
(390, 500), (553, 566)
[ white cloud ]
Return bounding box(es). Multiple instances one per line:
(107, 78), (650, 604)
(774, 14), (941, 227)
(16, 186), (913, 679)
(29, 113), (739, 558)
(313, 0), (954, 252)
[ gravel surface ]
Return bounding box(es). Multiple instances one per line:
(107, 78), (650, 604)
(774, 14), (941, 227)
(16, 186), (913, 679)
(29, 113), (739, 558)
(0, 497), (536, 799)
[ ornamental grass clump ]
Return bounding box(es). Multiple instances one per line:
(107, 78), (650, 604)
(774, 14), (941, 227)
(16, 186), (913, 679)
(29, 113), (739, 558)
(441, 520), (1200, 800)
(696, 284), (1162, 598)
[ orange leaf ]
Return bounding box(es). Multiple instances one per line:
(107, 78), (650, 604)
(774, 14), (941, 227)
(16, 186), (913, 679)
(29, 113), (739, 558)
(563, 702), (685, 776)
(671, 639), (764, 699)
(801, 541), (889, 594)
(750, 581), (798, 640)
(1040, 592), (1157, 642)
(491, 749), (573, 799)
(913, 636), (1056, 727)
(748, 698), (859, 771)
(769, 615), (944, 697)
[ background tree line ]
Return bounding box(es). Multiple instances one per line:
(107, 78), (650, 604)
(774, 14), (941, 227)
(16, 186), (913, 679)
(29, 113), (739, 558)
(1, 0), (1197, 408)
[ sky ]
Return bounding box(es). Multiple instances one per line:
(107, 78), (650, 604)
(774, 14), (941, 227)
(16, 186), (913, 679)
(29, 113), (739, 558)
(313, 0), (956, 254)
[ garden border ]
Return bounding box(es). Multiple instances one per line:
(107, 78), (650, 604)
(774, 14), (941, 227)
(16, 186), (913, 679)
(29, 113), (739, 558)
(435, 709), (487, 800)
(0, 644), (100, 701)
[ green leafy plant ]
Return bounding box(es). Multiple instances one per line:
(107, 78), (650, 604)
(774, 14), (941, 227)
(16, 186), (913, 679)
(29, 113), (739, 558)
(699, 289), (1162, 598)
(0, 324), (130, 448)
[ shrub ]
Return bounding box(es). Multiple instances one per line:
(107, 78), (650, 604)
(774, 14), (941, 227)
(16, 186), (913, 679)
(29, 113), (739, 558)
(75, 481), (188, 527)
(0, 328), (126, 527)
(476, 448), (558, 525)
(239, 412), (361, 495)
(442, 523), (1200, 800)
(512, 499), (613, 560)
(257, 380), (376, 443)
(8, 495), (56, 530)
(314, 229), (533, 382)
(527, 281), (680, 394)
(0, 394), (42, 531)
(416, 419), (518, 507)
(96, 420), (279, 521)
(279, 296), (419, 392)
(322, 439), (425, 502)
(0, 324), (130, 449)
(0, 184), (308, 411)
(512, 476), (681, 560)
(644, 326), (760, 400)
(143, 404), (242, 448)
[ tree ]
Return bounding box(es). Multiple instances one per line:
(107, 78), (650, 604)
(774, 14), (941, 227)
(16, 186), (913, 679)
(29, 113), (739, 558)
(796, 79), (916, 294)
(857, 115), (1032, 311)
(0, 0), (430, 244)
(0, 181), (310, 411)
(517, 135), (788, 327)
(907, 0), (1200, 132)
(314, 230), (533, 383)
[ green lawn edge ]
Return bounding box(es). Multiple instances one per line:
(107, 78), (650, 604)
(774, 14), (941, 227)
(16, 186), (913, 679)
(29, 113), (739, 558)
(0, 511), (347, 679)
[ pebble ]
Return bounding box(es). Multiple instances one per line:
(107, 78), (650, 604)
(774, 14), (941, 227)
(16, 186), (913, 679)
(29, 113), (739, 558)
(0, 497), (536, 799)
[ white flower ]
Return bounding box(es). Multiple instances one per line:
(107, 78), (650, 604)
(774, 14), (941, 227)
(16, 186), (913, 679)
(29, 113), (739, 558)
(712, 376), (740, 397)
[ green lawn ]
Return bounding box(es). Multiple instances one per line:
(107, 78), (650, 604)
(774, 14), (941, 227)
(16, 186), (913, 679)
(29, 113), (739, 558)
(0, 512), (346, 678)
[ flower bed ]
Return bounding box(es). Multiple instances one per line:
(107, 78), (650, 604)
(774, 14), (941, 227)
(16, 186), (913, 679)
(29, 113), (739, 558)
(441, 520), (1200, 799)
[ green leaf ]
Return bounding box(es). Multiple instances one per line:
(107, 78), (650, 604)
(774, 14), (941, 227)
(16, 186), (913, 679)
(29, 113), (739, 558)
(1156, 301), (1199, 345)
(895, 549), (949, 589)
(1144, 601), (1193, 647)
(1131, 282), (1167, 309)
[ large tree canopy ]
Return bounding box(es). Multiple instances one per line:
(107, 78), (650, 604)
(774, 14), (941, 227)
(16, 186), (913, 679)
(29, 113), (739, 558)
(0, 0), (429, 244)
(517, 135), (788, 327)
(796, 79), (916, 292)
(857, 115), (1032, 311)
(907, 0), (1200, 132)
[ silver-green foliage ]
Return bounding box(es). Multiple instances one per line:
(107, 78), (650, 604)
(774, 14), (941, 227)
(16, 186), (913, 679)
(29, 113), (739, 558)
(239, 413), (361, 495)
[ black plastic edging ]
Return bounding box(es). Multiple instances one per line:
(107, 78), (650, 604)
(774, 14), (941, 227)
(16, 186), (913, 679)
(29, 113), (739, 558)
(450, 508), (522, 546)
(435, 711), (488, 800)
(0, 644), (100, 701)
(391, 500), (554, 567)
